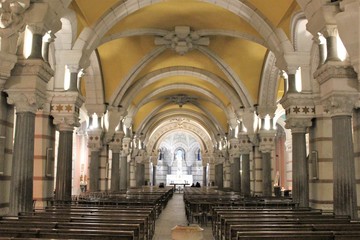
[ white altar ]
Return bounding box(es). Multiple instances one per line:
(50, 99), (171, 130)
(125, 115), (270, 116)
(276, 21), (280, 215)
(166, 174), (193, 186)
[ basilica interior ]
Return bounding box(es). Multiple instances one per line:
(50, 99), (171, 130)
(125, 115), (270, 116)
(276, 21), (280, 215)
(1, 0), (360, 239)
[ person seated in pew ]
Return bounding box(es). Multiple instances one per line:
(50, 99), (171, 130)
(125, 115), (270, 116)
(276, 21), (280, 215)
(191, 183), (195, 187)
(195, 182), (201, 187)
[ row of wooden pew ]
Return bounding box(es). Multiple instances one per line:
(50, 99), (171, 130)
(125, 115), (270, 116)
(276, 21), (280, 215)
(0, 186), (174, 239)
(184, 187), (295, 226)
(183, 187), (360, 240)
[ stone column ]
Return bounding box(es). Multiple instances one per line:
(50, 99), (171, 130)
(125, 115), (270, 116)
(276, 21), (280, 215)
(8, 106), (36, 215)
(323, 26), (341, 62)
(290, 122), (310, 208)
(109, 132), (123, 192)
(203, 166), (207, 187)
(325, 97), (357, 218)
(229, 138), (240, 192)
(87, 126), (103, 192)
(153, 165), (156, 186)
(54, 127), (73, 200)
(5, 59), (53, 215)
(120, 137), (130, 190)
(239, 134), (252, 197)
(314, 57), (358, 217)
(258, 131), (276, 197)
(332, 114), (357, 216)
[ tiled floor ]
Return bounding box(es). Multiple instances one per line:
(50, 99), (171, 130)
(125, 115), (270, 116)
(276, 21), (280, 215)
(153, 193), (214, 240)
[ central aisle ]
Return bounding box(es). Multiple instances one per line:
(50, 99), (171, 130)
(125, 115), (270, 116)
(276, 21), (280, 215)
(153, 192), (213, 240)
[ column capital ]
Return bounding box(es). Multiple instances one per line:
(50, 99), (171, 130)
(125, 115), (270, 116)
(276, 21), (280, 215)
(50, 91), (85, 130)
(109, 131), (124, 153)
(285, 118), (313, 133)
(229, 138), (240, 159)
(6, 91), (43, 113)
(258, 130), (276, 153)
(87, 128), (103, 152)
(323, 95), (357, 117)
(314, 61), (357, 86)
(238, 134), (253, 154)
(121, 137), (131, 156)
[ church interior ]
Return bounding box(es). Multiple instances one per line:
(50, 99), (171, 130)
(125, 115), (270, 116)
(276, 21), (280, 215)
(1, 0), (360, 239)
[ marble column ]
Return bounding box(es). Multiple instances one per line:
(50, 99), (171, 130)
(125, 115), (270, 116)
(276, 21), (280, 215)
(55, 130), (73, 200)
(203, 166), (207, 187)
(153, 165), (156, 186)
(120, 153), (128, 190)
(287, 73), (297, 94)
(324, 26), (341, 62)
(8, 111), (36, 215)
(291, 128), (309, 208)
(332, 115), (357, 218)
(232, 158), (240, 192)
(215, 163), (223, 189)
(89, 150), (100, 191)
(110, 150), (120, 191)
(261, 152), (272, 196)
(241, 153), (251, 196)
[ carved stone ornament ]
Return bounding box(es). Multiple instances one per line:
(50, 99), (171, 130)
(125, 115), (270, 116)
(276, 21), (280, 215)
(0, 0), (29, 54)
(0, 0), (29, 29)
(322, 95), (356, 117)
(6, 90), (45, 113)
(258, 130), (276, 153)
(155, 26), (209, 55)
(87, 128), (103, 151)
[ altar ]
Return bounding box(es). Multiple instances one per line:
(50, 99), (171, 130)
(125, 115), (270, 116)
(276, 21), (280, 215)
(166, 174), (193, 186)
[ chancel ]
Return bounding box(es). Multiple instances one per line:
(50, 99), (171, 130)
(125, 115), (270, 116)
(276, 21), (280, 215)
(1, 0), (360, 239)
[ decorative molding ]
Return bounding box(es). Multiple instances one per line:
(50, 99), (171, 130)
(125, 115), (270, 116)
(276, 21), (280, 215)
(166, 94), (197, 108)
(154, 26), (209, 55)
(322, 95), (357, 116)
(314, 62), (357, 85)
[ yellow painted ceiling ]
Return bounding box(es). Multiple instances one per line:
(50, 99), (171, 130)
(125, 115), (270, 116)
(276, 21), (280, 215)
(71, 0), (300, 135)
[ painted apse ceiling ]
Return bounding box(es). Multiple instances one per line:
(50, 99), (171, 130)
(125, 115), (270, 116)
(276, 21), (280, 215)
(69, 0), (300, 155)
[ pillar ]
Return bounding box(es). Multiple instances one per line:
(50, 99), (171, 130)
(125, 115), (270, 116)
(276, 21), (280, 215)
(109, 131), (123, 192)
(258, 130), (276, 197)
(9, 110), (36, 215)
(202, 166), (207, 187)
(153, 165), (156, 186)
(261, 152), (272, 196)
(55, 129), (73, 200)
(120, 153), (128, 190)
(241, 153), (251, 196)
(5, 60), (53, 215)
(215, 162), (223, 189)
(332, 114), (357, 218)
(88, 150), (100, 191)
(110, 150), (120, 191)
(291, 126), (309, 208)
(231, 158), (240, 192)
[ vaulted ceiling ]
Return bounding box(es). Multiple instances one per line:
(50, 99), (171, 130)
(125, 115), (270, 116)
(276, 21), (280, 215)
(67, 0), (300, 152)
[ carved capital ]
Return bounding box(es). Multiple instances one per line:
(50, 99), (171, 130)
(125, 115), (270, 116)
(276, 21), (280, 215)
(258, 130), (276, 153)
(121, 137), (131, 156)
(229, 138), (240, 158)
(314, 62), (357, 86)
(52, 115), (77, 131)
(238, 134), (253, 154)
(50, 91), (85, 130)
(285, 118), (313, 133)
(87, 128), (103, 151)
(0, 0), (30, 29)
(6, 90), (43, 113)
(323, 95), (356, 117)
